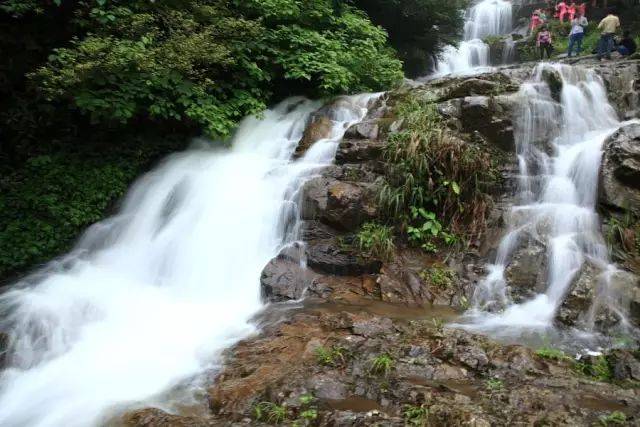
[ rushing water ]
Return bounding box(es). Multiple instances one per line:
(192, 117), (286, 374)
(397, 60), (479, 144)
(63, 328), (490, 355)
(459, 63), (629, 342)
(435, 0), (513, 76)
(0, 95), (377, 426)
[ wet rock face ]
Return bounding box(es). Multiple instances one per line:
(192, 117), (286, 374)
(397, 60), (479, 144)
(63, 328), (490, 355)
(599, 122), (640, 215)
(460, 96), (514, 151)
(504, 233), (547, 303)
(301, 177), (378, 232)
(596, 61), (640, 119)
(260, 257), (317, 302)
(305, 238), (382, 276)
(294, 115), (333, 157)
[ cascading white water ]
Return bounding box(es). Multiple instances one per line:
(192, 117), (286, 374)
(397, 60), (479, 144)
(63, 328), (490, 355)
(461, 63), (626, 338)
(435, 0), (512, 76)
(0, 94), (377, 427)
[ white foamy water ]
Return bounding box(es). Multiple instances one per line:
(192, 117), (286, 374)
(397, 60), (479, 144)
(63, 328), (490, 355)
(435, 0), (512, 76)
(460, 63), (626, 338)
(0, 94), (378, 426)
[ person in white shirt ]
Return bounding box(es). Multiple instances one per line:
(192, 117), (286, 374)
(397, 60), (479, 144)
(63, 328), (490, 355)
(568, 13), (589, 57)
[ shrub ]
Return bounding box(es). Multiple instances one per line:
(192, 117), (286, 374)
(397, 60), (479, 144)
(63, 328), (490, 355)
(379, 93), (497, 248)
(254, 401), (288, 424)
(599, 411), (627, 426)
(370, 353), (395, 376)
(535, 347), (569, 361)
(403, 404), (429, 426)
(355, 222), (395, 261)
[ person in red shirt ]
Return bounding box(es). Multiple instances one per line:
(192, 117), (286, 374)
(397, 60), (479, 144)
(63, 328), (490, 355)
(568, 2), (577, 21)
(531, 11), (544, 31)
(557, 1), (568, 22)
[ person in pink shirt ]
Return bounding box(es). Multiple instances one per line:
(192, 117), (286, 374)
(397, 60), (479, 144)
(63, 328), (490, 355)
(531, 12), (543, 31)
(568, 2), (577, 21)
(556, 1), (568, 22)
(537, 25), (554, 59)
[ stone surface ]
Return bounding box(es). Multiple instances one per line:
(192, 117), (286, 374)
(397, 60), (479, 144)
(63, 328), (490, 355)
(294, 115), (333, 158)
(599, 122), (640, 215)
(460, 96), (514, 151)
(260, 257), (317, 302)
(305, 238), (382, 276)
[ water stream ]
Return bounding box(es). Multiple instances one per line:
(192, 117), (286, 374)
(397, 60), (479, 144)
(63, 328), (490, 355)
(435, 0), (513, 76)
(459, 63), (632, 344)
(0, 95), (377, 426)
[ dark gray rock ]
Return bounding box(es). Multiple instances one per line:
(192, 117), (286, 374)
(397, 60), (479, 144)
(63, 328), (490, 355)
(599, 122), (640, 215)
(308, 374), (348, 400)
(609, 350), (640, 381)
(344, 121), (380, 140)
(335, 139), (385, 164)
(260, 257), (317, 302)
(305, 238), (382, 276)
(461, 96), (514, 151)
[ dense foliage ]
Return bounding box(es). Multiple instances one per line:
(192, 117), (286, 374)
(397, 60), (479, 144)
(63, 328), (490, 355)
(12, 0), (403, 137)
(353, 0), (468, 77)
(379, 92), (500, 249)
(0, 0), (468, 279)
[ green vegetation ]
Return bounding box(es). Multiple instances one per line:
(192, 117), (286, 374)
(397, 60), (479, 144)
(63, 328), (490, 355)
(605, 213), (640, 274)
(535, 347), (570, 361)
(23, 0), (402, 137)
(315, 345), (348, 367)
(0, 136), (183, 279)
(292, 394), (318, 426)
(599, 411), (627, 426)
(370, 353), (395, 376)
(379, 93), (497, 251)
(355, 222), (395, 261)
(419, 265), (456, 290)
(254, 401), (288, 424)
(573, 355), (614, 381)
(485, 377), (504, 392)
(403, 404), (429, 426)
(0, 0), (470, 279)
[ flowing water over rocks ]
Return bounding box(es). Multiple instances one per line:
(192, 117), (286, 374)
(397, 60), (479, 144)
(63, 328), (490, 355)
(457, 63), (640, 348)
(0, 95), (378, 426)
(2, 54), (640, 425)
(435, 0), (513, 76)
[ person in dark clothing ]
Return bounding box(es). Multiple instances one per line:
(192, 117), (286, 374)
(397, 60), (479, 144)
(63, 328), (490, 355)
(618, 31), (637, 56)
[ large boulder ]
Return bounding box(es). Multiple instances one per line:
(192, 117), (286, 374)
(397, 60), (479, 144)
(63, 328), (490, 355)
(294, 115), (333, 158)
(305, 238), (382, 276)
(504, 233), (548, 303)
(260, 257), (318, 302)
(460, 96), (514, 151)
(599, 123), (640, 215)
(596, 61), (640, 119)
(301, 177), (378, 232)
(335, 139), (385, 164)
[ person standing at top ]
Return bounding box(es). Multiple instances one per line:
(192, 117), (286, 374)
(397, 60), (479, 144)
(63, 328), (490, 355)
(537, 26), (554, 59)
(568, 12), (589, 56)
(531, 11), (544, 32)
(597, 9), (621, 60)
(556, 1), (568, 22)
(568, 2), (577, 21)
(578, 2), (587, 17)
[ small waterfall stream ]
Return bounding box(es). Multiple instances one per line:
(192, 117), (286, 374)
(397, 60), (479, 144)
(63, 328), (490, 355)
(435, 0), (513, 76)
(0, 95), (377, 426)
(459, 63), (631, 343)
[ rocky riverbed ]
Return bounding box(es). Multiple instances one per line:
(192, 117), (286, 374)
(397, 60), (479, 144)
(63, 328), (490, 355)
(121, 59), (640, 426)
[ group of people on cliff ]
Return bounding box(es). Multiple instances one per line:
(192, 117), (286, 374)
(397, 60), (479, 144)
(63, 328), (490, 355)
(532, 3), (636, 61)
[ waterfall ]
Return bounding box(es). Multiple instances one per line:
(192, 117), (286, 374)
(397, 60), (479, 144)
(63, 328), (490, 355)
(0, 94), (378, 427)
(459, 63), (627, 340)
(435, 0), (513, 76)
